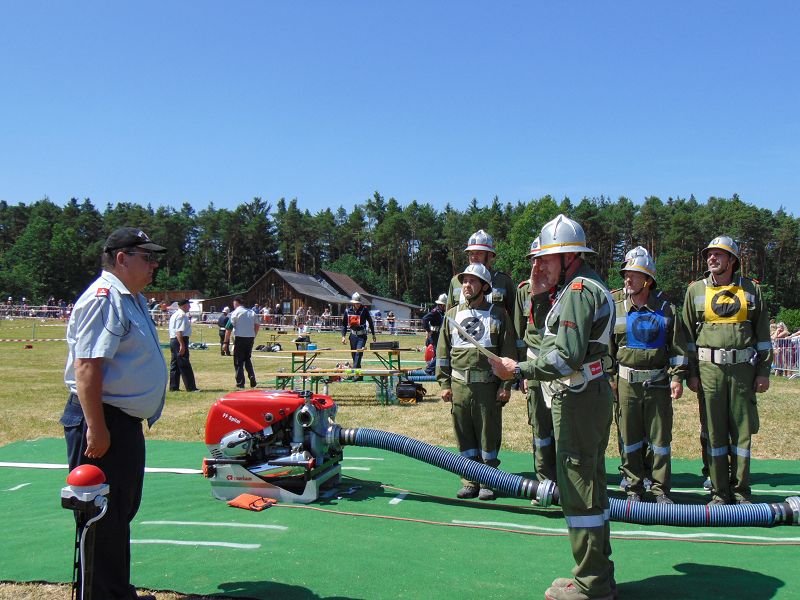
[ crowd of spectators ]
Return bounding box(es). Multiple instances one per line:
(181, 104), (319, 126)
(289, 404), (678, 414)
(2, 293), (483, 341)
(770, 319), (800, 377)
(2, 296), (73, 319)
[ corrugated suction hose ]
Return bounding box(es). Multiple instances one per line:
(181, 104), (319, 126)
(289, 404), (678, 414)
(329, 425), (800, 527)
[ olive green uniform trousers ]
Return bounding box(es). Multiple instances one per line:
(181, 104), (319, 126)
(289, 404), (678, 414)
(699, 361), (759, 503)
(451, 380), (502, 487)
(527, 381), (557, 482)
(617, 378), (672, 496)
(552, 379), (614, 597)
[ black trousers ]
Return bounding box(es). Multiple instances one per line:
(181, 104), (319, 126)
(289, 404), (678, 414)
(61, 394), (145, 600)
(169, 337), (197, 391)
(218, 329), (228, 354)
(233, 336), (256, 386)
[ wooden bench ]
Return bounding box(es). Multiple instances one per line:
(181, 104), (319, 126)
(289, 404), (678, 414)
(257, 369), (403, 405)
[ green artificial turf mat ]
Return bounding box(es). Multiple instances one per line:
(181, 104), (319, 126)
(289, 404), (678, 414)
(1, 438), (798, 599)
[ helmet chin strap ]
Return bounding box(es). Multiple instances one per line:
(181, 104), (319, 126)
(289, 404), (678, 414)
(558, 253), (577, 288)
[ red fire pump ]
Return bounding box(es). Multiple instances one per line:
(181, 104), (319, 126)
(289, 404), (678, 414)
(203, 389), (342, 503)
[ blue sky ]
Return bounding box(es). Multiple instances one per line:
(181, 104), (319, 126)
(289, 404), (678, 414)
(1, 2), (798, 215)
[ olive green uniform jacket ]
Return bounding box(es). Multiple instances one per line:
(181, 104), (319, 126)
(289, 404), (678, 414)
(436, 299), (516, 485)
(517, 263), (615, 598)
(610, 287), (687, 496)
(514, 279), (557, 482)
(681, 273), (772, 503)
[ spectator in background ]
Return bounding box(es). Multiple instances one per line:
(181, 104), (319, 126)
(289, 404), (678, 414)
(218, 306), (231, 356)
(223, 296), (260, 389)
(422, 294), (448, 375)
(168, 299), (199, 392)
(321, 306), (332, 329)
(387, 310), (396, 334)
(771, 321), (790, 340)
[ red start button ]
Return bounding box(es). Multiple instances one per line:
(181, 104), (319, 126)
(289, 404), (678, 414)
(66, 464), (106, 487)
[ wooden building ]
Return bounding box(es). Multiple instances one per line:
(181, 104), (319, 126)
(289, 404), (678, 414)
(203, 268), (351, 317)
(317, 270), (423, 321)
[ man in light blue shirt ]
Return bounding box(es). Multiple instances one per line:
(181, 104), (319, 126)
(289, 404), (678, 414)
(61, 227), (167, 600)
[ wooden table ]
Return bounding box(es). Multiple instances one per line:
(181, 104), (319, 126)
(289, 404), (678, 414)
(255, 368), (401, 405)
(254, 348), (417, 404)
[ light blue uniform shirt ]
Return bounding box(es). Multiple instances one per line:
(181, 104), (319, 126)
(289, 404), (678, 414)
(64, 270), (167, 426)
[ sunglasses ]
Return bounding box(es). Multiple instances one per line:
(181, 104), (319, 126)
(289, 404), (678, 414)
(125, 251), (160, 263)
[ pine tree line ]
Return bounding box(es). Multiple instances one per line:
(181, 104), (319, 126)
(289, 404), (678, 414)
(1, 192), (798, 315)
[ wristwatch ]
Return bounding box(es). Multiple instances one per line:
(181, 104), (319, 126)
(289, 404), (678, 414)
(513, 366), (522, 380)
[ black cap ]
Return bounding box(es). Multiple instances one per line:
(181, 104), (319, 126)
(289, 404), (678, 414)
(176, 298), (190, 306)
(103, 227), (166, 253)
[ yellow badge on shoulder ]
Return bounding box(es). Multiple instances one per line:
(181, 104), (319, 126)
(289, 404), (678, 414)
(571, 281), (583, 291)
(704, 286), (747, 323)
(95, 288), (109, 297)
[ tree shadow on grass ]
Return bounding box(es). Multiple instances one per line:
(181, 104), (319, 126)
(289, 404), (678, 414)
(620, 562), (785, 599)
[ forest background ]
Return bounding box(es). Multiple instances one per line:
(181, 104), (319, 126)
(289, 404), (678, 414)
(1, 192), (799, 326)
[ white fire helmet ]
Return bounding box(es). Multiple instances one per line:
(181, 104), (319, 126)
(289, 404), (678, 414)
(525, 236), (541, 259)
(350, 292), (369, 305)
(702, 235), (740, 266)
(620, 254), (657, 284)
(624, 246), (650, 262)
(435, 293), (448, 305)
(464, 229), (496, 254)
(457, 263), (493, 287)
(535, 214), (595, 258)
(222, 306), (230, 313)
